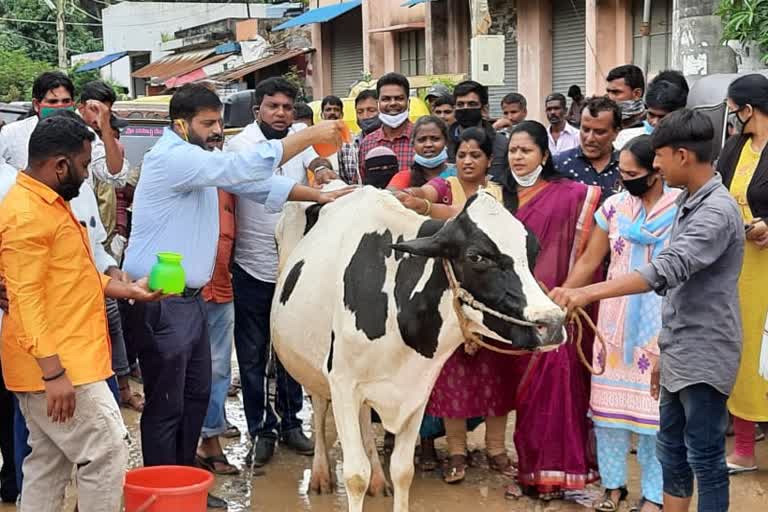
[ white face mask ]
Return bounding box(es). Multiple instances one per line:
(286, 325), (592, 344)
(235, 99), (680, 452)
(379, 110), (409, 129)
(511, 164), (543, 188)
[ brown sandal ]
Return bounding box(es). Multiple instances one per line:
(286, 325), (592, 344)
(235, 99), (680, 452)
(119, 387), (145, 412)
(443, 454), (467, 484)
(488, 452), (516, 477)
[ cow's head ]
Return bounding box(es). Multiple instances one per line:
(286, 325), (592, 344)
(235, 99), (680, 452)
(392, 192), (565, 350)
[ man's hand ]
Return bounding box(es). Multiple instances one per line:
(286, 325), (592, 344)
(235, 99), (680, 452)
(85, 99), (113, 136)
(105, 266), (130, 283)
(127, 277), (171, 302)
(45, 373), (76, 423)
(493, 118), (512, 130)
(549, 286), (592, 314)
(0, 281), (8, 313)
(650, 360), (661, 400)
(316, 186), (357, 204)
(307, 120), (348, 147)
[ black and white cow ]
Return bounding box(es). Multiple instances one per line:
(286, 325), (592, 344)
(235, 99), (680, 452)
(271, 184), (565, 512)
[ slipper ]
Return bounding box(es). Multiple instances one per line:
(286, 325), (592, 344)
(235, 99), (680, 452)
(195, 454), (243, 476)
(727, 462), (757, 474)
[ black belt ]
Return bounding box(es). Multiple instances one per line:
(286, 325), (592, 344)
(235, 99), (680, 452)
(182, 287), (202, 298)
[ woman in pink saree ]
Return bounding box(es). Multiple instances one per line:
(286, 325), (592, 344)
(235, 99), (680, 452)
(500, 121), (601, 501)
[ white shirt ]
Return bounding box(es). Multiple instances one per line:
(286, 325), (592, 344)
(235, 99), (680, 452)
(0, 117), (119, 273)
(614, 126), (648, 150)
(0, 115), (130, 187)
(547, 122), (580, 157)
(226, 123), (317, 283)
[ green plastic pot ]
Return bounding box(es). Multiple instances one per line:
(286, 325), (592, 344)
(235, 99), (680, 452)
(148, 252), (185, 294)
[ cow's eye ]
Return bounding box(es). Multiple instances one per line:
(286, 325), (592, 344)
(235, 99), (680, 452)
(468, 253), (485, 264)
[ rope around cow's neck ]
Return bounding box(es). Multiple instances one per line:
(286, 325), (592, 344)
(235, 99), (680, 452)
(441, 259), (606, 376)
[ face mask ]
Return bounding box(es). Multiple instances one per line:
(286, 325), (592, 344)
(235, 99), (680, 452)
(358, 116), (382, 135)
(643, 120), (654, 134)
(414, 147), (448, 169)
(455, 108), (483, 128)
(39, 105), (75, 120)
(379, 110), (409, 129)
(259, 121), (289, 140)
(618, 99), (645, 120)
(729, 107), (752, 135)
(511, 164), (544, 188)
(622, 174), (655, 197)
(57, 158), (83, 201)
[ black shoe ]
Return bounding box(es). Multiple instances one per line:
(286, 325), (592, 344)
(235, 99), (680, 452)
(280, 428), (314, 456)
(246, 436), (276, 467)
(207, 493), (228, 509)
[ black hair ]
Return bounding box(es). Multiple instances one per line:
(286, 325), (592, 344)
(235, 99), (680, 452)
(653, 70), (689, 95)
(169, 83), (222, 121)
(545, 93), (567, 109)
(458, 125), (496, 159)
(582, 96), (622, 130)
(606, 64), (646, 94)
(568, 85), (583, 100)
(355, 89), (378, 106)
(727, 73), (768, 116)
(410, 115), (449, 186)
(32, 71), (75, 103)
(321, 95), (343, 111)
(501, 93), (527, 109)
(294, 102), (314, 121)
(453, 80), (489, 106)
(28, 110), (95, 165)
(79, 80), (117, 105)
(432, 95), (455, 108)
(498, 120), (564, 213)
(254, 77), (297, 108)
(651, 108), (714, 163)
(645, 80), (688, 113)
(376, 73), (410, 97)
(622, 134), (656, 174)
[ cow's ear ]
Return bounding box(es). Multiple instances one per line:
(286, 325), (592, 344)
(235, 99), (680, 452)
(391, 234), (448, 258)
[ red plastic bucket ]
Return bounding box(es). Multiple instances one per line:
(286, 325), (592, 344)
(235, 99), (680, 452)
(124, 466), (213, 512)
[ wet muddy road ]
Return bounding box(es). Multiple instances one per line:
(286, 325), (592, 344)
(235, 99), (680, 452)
(2, 390), (768, 511)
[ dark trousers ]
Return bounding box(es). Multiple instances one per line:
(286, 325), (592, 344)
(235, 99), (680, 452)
(127, 296), (211, 466)
(0, 367), (18, 503)
(232, 264), (302, 439)
(118, 299), (140, 373)
(657, 383), (730, 512)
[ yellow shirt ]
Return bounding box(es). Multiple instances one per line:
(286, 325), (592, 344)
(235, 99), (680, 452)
(731, 138), (760, 222)
(0, 172), (113, 392)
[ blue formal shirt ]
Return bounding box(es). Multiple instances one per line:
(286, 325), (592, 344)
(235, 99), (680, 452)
(123, 128), (295, 288)
(554, 146), (621, 203)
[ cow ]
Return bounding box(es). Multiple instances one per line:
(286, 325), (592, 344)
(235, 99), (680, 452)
(271, 184), (566, 512)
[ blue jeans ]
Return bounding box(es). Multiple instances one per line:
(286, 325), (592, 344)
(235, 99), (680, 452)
(13, 376), (119, 493)
(233, 264), (303, 439)
(657, 383), (730, 511)
(201, 301), (234, 439)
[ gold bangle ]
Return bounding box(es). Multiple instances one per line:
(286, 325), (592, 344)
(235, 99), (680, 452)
(422, 198), (432, 216)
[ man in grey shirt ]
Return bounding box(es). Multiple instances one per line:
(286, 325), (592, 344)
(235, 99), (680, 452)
(551, 109), (744, 512)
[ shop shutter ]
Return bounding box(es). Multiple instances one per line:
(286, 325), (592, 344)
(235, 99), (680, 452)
(331, 9), (364, 97)
(487, 32), (519, 118)
(552, 0), (586, 97)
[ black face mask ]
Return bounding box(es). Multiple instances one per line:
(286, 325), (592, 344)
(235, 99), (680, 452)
(259, 121), (290, 140)
(358, 116), (382, 135)
(57, 158), (83, 201)
(455, 107), (483, 128)
(622, 174), (655, 197)
(728, 107), (753, 135)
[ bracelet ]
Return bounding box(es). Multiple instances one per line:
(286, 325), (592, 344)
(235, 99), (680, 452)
(42, 368), (66, 382)
(422, 198), (432, 216)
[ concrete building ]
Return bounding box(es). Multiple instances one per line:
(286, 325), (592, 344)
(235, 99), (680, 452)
(83, 1), (302, 97)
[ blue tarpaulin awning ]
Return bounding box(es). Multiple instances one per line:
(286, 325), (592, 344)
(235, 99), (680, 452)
(76, 51), (129, 72)
(272, 0), (362, 31)
(400, 0), (427, 7)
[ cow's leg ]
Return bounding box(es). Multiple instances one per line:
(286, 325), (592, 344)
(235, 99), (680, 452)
(390, 405), (425, 512)
(360, 405), (392, 497)
(329, 380), (369, 512)
(309, 395), (334, 494)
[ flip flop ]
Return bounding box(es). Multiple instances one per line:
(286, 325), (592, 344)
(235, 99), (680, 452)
(195, 454), (243, 476)
(727, 462), (757, 475)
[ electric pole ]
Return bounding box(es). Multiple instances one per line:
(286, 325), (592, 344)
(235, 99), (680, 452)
(56, 0), (67, 69)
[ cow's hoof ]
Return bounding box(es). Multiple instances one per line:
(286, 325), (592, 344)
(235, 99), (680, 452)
(367, 474), (392, 497)
(309, 473), (335, 494)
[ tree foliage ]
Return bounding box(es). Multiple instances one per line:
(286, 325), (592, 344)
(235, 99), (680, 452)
(0, 49), (50, 102)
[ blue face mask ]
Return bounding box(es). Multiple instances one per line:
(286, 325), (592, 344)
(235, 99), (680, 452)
(414, 147), (448, 169)
(643, 120), (654, 134)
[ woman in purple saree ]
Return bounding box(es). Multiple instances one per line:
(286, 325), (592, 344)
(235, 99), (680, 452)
(500, 121), (601, 501)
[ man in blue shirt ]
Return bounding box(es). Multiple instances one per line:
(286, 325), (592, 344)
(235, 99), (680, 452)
(122, 84), (348, 506)
(555, 96), (622, 203)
